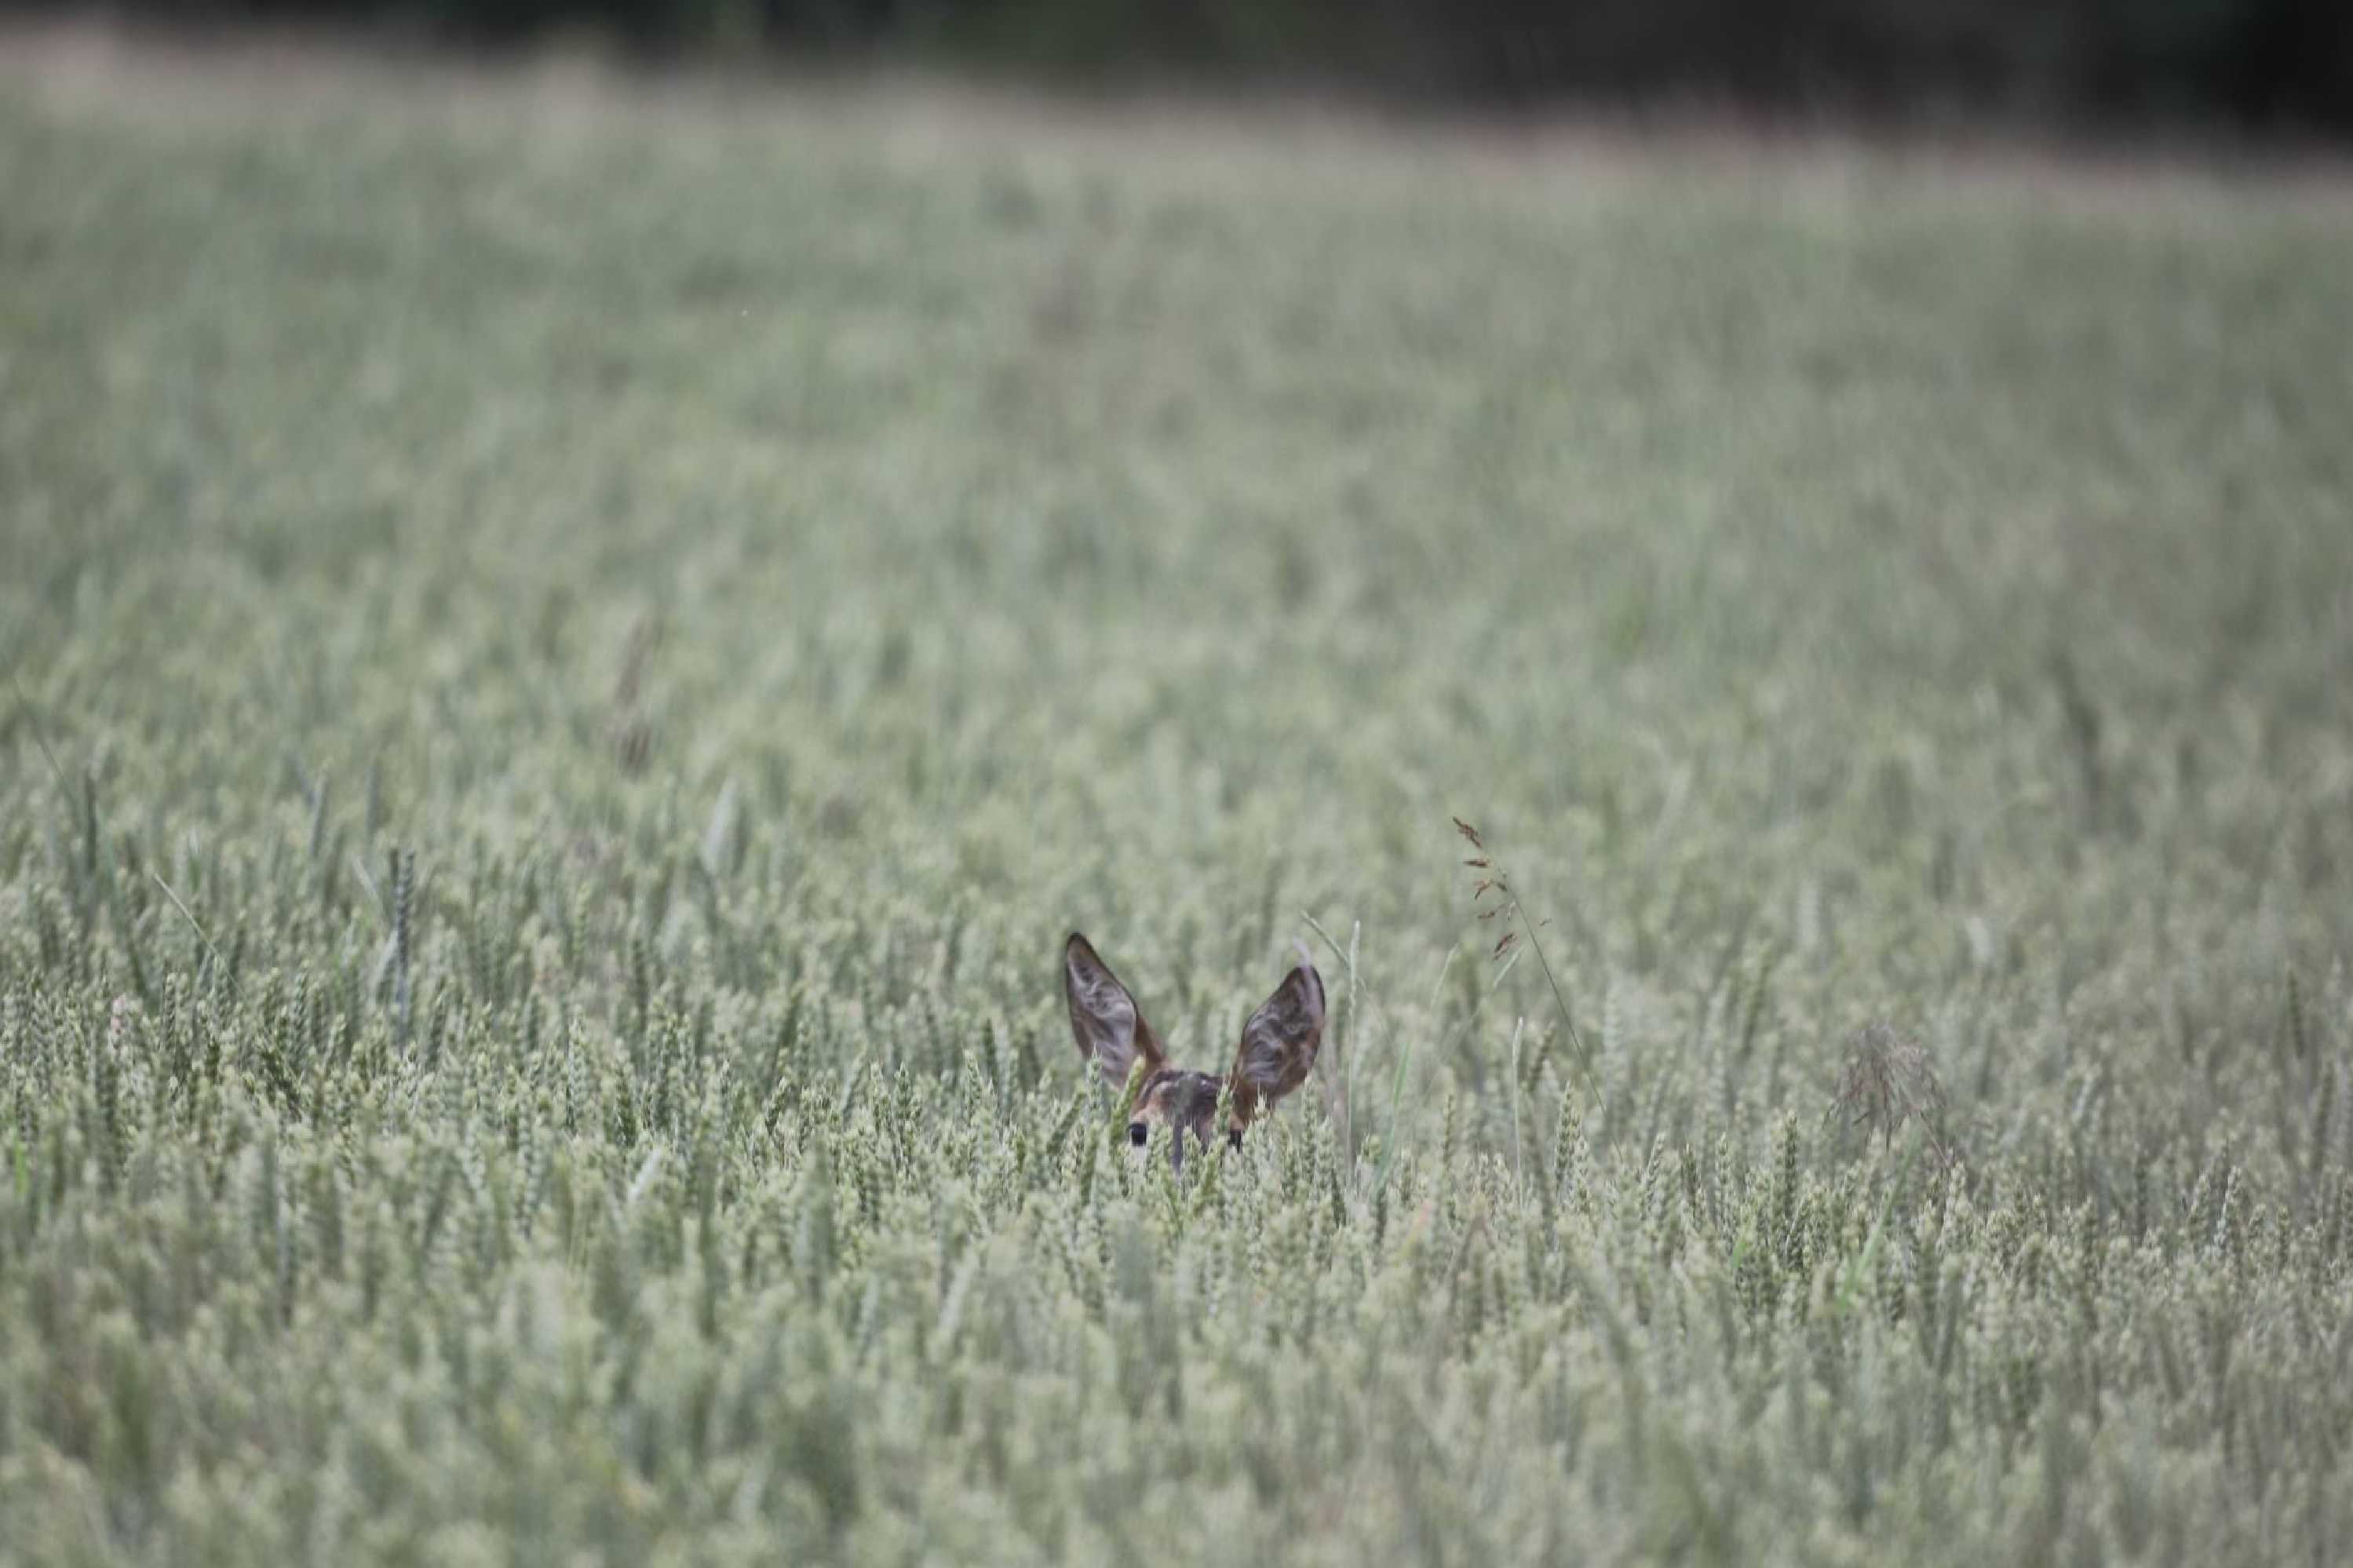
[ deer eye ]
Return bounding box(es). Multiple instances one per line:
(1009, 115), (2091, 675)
(1128, 1123), (1147, 1147)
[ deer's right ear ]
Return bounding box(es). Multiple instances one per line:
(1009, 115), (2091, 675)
(1063, 933), (1166, 1088)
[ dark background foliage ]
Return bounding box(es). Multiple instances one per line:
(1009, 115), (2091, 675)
(16, 0), (2353, 135)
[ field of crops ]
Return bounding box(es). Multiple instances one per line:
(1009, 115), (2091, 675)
(5, 34), (2353, 1566)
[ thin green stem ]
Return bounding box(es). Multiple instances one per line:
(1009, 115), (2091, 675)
(1511, 891), (1604, 1116)
(151, 872), (226, 972)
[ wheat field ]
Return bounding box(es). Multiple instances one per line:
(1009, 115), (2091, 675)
(5, 32), (2353, 1566)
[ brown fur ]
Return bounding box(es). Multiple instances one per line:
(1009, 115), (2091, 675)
(1063, 932), (1325, 1165)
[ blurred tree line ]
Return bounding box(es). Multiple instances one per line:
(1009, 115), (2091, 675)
(29, 0), (2353, 133)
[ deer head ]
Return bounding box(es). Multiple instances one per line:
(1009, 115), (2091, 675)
(1062, 932), (1325, 1166)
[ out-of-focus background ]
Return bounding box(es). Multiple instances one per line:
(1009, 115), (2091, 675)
(9, 0), (2352, 133)
(5, 6), (2353, 1567)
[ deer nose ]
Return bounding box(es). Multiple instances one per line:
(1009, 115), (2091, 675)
(1128, 1123), (1147, 1147)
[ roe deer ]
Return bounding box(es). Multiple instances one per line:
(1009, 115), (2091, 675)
(1062, 932), (1325, 1165)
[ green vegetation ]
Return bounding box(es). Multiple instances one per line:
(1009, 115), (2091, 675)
(5, 42), (2353, 1566)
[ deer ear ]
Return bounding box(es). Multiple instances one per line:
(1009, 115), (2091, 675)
(1230, 963), (1324, 1111)
(1063, 933), (1166, 1089)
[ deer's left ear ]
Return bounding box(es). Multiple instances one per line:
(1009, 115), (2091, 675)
(1228, 963), (1324, 1118)
(1064, 933), (1167, 1089)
